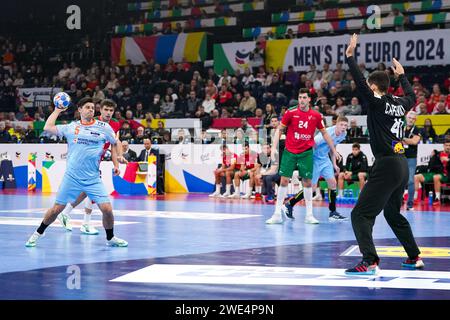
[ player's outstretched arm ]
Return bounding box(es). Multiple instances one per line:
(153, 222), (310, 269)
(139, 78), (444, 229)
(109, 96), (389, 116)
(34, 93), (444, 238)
(43, 107), (65, 136)
(392, 58), (416, 110)
(345, 33), (377, 104)
(320, 128), (341, 162)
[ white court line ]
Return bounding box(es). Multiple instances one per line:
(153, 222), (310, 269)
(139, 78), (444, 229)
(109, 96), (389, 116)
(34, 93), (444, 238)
(0, 208), (261, 220)
(111, 264), (450, 291)
(0, 216), (137, 227)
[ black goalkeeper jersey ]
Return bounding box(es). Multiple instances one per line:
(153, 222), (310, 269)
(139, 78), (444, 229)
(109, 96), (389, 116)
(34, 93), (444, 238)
(347, 56), (416, 158)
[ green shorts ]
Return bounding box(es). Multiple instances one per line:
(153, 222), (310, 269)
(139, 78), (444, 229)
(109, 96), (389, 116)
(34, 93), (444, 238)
(422, 173), (448, 183)
(234, 169), (250, 181)
(279, 148), (313, 180)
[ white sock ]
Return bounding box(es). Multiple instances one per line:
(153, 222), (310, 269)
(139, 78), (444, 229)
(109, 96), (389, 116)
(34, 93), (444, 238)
(84, 198), (93, 210)
(414, 191), (418, 200)
(338, 189), (343, 197)
(215, 184), (220, 193)
(304, 187), (313, 217)
(83, 213), (91, 225)
(436, 192), (440, 200)
(226, 184), (231, 193)
(315, 187), (321, 195)
(61, 203), (73, 215)
(234, 185), (240, 195)
(275, 185), (288, 214)
(256, 186), (262, 193)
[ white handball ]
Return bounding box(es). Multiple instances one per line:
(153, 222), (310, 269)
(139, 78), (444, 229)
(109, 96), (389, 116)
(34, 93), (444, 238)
(53, 92), (71, 109)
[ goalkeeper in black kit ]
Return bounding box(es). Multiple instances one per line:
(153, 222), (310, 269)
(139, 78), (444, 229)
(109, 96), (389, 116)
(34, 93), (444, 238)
(344, 34), (424, 275)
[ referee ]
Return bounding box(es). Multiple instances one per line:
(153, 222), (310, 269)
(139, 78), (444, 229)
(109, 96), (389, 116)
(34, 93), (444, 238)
(344, 34), (424, 275)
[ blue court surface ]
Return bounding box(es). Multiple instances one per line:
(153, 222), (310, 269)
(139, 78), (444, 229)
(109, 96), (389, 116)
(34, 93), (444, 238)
(0, 190), (449, 300)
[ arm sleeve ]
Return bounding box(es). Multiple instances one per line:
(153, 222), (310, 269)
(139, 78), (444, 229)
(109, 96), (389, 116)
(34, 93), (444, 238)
(105, 125), (117, 145)
(361, 155), (369, 172)
(55, 124), (69, 139)
(345, 155), (351, 171)
(316, 113), (325, 130)
(280, 111), (291, 127)
(395, 74), (416, 111)
(346, 56), (377, 105)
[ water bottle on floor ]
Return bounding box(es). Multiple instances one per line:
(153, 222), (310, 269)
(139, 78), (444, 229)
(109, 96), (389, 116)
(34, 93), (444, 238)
(428, 191), (433, 206)
(324, 188), (329, 202)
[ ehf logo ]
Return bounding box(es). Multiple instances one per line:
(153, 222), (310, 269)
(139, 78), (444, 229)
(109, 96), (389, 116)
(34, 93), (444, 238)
(234, 50), (251, 69)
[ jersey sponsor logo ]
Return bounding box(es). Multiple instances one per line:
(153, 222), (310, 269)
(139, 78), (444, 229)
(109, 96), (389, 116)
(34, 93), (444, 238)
(295, 133), (312, 140)
(392, 141), (405, 154)
(385, 102), (405, 117)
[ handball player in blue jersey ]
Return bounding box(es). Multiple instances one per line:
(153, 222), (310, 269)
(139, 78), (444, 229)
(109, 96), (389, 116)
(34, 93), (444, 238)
(282, 116), (349, 222)
(26, 97), (128, 247)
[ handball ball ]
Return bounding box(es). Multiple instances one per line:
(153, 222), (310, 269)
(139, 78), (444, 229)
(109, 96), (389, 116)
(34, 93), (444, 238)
(53, 92), (71, 109)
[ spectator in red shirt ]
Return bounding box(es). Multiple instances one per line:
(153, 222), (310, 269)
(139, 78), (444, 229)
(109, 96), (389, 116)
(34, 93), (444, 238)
(216, 84), (233, 108)
(124, 110), (144, 132)
(427, 83), (442, 113)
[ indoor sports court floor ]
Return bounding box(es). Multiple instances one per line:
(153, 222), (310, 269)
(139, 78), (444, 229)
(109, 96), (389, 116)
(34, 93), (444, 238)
(0, 190), (449, 300)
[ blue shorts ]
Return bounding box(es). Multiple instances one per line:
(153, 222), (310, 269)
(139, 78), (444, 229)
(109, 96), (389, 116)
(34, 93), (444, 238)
(312, 158), (335, 185)
(55, 173), (110, 205)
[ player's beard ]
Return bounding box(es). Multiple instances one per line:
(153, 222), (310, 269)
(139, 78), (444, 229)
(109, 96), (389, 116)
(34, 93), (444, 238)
(82, 111), (94, 122)
(299, 102), (309, 111)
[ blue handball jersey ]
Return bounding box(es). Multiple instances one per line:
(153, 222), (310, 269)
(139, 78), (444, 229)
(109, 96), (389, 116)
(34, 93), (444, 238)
(313, 126), (346, 160)
(56, 120), (116, 180)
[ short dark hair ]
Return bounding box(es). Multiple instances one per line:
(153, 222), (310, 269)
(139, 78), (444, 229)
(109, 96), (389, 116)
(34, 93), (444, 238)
(100, 99), (117, 109)
(368, 71), (390, 93)
(298, 88), (310, 97)
(352, 142), (361, 149)
(77, 97), (94, 108)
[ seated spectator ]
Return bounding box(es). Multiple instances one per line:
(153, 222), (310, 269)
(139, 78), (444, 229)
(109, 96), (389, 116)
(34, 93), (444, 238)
(342, 97), (362, 116)
(416, 102), (429, 115)
(185, 90), (201, 117)
(333, 97), (346, 115)
(0, 121), (12, 143)
(133, 126), (146, 144)
(432, 102), (450, 115)
(238, 90), (257, 117)
(202, 93), (216, 114)
(134, 102), (145, 119)
(255, 143), (280, 203)
(209, 144), (237, 198)
(427, 84), (442, 113)
(338, 143), (368, 194)
(122, 140), (137, 162)
(160, 95), (175, 117)
(218, 69), (231, 88)
(419, 118), (437, 143)
(233, 128), (246, 145)
(414, 140), (450, 205)
(346, 118), (363, 141)
(119, 121), (133, 142)
(24, 123), (38, 143)
(149, 94), (162, 115)
(194, 105), (212, 129)
(15, 105), (27, 121)
(216, 84), (233, 109)
(137, 138), (159, 162)
(241, 67), (255, 89)
(124, 110), (143, 131)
